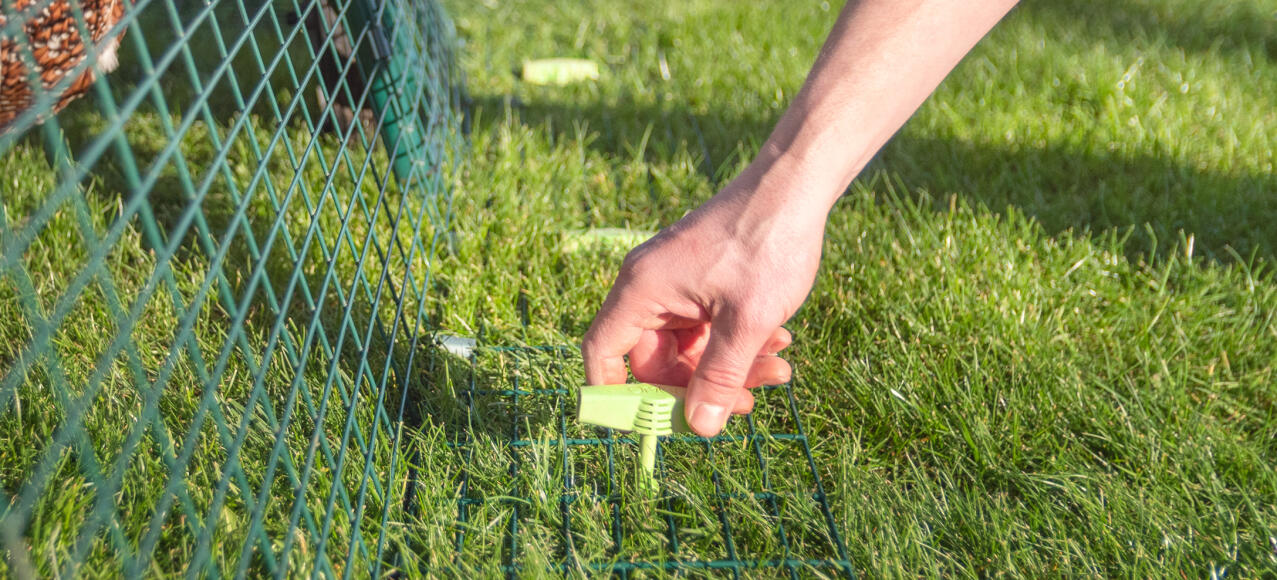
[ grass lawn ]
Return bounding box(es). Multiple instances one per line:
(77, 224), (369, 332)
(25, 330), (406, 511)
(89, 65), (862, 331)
(0, 0), (1274, 576)
(428, 0), (1277, 576)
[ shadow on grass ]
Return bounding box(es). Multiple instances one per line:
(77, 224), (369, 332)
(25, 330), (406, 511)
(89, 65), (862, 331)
(3, 0), (486, 569)
(458, 0), (1274, 263)
(472, 92), (1275, 263)
(27, 112), (496, 570)
(871, 136), (1276, 263)
(1028, 0), (1276, 62)
(50, 100), (493, 442)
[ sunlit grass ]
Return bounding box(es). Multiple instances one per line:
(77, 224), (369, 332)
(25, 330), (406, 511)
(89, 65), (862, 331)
(427, 0), (1277, 576)
(2, 0), (1274, 576)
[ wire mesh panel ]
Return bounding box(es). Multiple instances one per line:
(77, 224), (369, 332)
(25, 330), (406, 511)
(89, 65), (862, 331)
(407, 346), (854, 578)
(0, 0), (458, 574)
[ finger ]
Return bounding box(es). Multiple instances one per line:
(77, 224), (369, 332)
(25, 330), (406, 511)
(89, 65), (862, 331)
(628, 328), (696, 386)
(761, 327), (792, 355)
(684, 310), (772, 436)
(745, 354), (792, 388)
(582, 290), (647, 386)
(632, 326), (786, 388)
(726, 356), (788, 418)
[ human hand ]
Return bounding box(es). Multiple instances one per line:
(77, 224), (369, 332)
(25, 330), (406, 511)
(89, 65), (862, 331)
(582, 176), (827, 436)
(582, 0), (1020, 437)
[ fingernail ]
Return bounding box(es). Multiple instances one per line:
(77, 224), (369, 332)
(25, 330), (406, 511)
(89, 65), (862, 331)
(689, 402), (730, 435)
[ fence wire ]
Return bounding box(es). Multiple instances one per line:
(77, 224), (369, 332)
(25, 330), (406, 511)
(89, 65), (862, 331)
(411, 346), (854, 578)
(0, 0), (458, 574)
(1, 0), (858, 575)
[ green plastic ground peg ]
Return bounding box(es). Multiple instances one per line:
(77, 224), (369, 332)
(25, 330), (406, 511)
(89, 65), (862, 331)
(560, 228), (655, 254)
(577, 384), (690, 493)
(521, 58), (600, 85)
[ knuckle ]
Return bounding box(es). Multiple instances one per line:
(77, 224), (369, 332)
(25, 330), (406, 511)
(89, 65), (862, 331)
(579, 335), (597, 359)
(723, 293), (783, 329)
(732, 309), (770, 335)
(618, 249), (653, 281)
(694, 361), (749, 393)
(581, 325), (609, 358)
(581, 318), (600, 343)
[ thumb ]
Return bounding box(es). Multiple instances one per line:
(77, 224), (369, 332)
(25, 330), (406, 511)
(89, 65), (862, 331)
(685, 312), (770, 437)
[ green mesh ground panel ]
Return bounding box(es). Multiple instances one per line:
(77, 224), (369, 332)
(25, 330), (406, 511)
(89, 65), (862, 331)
(410, 346), (854, 578)
(0, 0), (458, 574)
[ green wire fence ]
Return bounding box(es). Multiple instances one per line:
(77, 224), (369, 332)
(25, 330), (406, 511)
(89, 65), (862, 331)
(420, 346), (854, 578)
(0, 0), (856, 575)
(1, 0), (458, 574)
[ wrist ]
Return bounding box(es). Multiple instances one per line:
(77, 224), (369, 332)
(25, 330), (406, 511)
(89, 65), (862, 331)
(720, 148), (842, 232)
(690, 167), (830, 268)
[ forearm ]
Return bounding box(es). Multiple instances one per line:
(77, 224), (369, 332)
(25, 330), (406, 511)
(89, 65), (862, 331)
(732, 0), (1019, 221)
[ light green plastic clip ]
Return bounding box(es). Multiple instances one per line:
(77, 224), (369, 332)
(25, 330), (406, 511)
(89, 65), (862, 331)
(521, 58), (600, 85)
(577, 383), (690, 493)
(559, 227), (655, 254)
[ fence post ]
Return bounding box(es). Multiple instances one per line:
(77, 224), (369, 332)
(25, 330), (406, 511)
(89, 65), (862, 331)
(345, 0), (426, 188)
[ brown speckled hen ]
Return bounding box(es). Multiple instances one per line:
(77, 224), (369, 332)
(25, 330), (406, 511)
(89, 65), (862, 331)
(0, 0), (127, 131)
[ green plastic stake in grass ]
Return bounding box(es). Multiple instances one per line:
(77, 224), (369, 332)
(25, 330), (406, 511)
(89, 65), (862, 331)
(522, 58), (600, 85)
(560, 227), (655, 254)
(577, 383), (690, 493)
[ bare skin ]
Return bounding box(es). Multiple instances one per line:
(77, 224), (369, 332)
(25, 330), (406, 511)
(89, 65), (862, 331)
(583, 0), (1021, 436)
